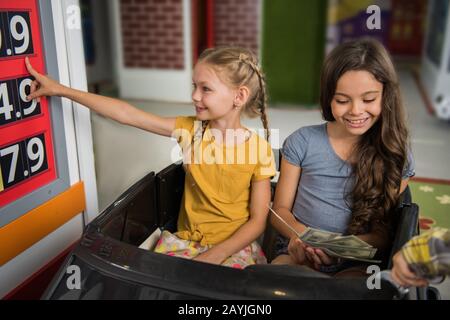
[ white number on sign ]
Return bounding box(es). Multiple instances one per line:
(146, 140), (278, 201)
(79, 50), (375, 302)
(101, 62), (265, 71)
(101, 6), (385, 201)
(10, 15), (30, 55)
(19, 78), (37, 115)
(0, 144), (19, 183)
(0, 82), (13, 120)
(27, 137), (44, 173)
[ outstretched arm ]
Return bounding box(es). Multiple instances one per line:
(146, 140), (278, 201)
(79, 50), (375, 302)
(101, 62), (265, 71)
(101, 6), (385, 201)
(194, 178), (271, 265)
(25, 57), (176, 137)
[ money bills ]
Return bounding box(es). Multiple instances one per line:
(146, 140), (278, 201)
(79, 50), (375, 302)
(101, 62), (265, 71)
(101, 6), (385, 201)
(268, 206), (381, 263)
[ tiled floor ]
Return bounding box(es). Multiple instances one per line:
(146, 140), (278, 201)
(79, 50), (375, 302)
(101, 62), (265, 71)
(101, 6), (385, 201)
(90, 68), (450, 299)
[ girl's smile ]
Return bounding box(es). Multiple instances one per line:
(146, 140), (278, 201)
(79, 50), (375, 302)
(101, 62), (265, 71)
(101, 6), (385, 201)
(343, 117), (370, 128)
(195, 104), (208, 114)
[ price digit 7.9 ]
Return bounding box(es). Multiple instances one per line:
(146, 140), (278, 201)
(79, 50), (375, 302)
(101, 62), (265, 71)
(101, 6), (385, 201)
(0, 134), (48, 192)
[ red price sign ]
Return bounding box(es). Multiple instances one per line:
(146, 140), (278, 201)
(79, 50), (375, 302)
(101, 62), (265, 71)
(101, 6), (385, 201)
(0, 0), (56, 208)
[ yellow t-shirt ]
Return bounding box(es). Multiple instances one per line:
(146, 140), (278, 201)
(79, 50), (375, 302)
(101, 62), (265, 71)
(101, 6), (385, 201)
(172, 116), (276, 245)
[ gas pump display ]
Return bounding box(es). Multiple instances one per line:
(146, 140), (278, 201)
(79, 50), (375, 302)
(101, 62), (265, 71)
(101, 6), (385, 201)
(0, 1), (56, 208)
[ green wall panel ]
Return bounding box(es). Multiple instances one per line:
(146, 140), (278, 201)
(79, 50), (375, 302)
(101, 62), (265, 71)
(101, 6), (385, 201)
(262, 0), (327, 106)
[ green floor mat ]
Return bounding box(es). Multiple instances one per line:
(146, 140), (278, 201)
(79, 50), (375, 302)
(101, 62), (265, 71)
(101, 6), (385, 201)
(409, 179), (450, 231)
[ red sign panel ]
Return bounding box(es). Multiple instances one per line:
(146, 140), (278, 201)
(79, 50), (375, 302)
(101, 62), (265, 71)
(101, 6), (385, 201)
(0, 0), (56, 207)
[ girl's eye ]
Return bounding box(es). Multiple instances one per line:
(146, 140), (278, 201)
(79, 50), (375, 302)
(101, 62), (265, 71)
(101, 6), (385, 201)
(363, 98), (376, 103)
(336, 100), (349, 104)
(203, 87), (211, 92)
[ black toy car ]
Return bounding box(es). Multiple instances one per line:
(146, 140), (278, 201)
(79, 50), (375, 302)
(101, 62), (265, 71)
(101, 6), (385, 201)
(42, 160), (439, 300)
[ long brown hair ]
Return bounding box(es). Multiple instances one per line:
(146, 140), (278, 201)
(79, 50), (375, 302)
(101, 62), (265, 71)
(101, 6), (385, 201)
(320, 39), (409, 235)
(198, 47), (270, 140)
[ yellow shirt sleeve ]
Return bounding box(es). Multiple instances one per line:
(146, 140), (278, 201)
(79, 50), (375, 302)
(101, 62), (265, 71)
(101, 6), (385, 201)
(252, 137), (276, 181)
(174, 116), (196, 131)
(172, 116), (196, 151)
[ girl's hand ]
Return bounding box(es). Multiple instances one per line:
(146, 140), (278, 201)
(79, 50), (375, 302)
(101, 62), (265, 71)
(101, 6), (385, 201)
(24, 57), (65, 101)
(391, 251), (428, 287)
(287, 238), (308, 265)
(304, 246), (338, 270)
(193, 247), (226, 265)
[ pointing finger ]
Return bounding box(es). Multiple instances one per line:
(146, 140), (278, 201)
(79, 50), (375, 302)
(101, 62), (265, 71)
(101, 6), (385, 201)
(30, 80), (41, 102)
(27, 88), (43, 101)
(30, 80), (37, 94)
(25, 57), (40, 78)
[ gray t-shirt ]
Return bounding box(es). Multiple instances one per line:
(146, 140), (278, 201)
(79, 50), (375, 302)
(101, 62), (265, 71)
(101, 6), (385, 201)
(281, 123), (415, 234)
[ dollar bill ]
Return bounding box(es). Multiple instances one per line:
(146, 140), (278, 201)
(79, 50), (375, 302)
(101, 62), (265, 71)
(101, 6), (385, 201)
(302, 234), (377, 259)
(299, 227), (342, 243)
(320, 247), (382, 264)
(324, 244), (377, 259)
(267, 205), (380, 263)
(301, 239), (377, 258)
(320, 235), (372, 248)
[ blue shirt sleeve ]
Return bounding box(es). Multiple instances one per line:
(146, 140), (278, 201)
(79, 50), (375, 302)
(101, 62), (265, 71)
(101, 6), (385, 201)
(402, 148), (415, 179)
(281, 128), (309, 167)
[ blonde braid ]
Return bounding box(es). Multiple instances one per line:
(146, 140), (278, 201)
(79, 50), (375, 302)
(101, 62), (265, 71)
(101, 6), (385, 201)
(190, 120), (209, 146)
(201, 120), (209, 136)
(256, 68), (270, 142)
(238, 54), (270, 141)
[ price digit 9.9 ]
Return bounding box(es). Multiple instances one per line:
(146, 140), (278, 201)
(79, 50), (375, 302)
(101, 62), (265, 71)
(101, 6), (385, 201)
(0, 22), (5, 57)
(10, 15), (30, 55)
(0, 11), (33, 58)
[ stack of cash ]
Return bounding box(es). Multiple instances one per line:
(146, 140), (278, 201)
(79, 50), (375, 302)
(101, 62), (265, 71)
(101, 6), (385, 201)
(268, 206), (381, 263)
(299, 227), (381, 263)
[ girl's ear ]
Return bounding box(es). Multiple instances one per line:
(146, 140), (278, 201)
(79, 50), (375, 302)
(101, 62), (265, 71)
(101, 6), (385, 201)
(234, 86), (250, 108)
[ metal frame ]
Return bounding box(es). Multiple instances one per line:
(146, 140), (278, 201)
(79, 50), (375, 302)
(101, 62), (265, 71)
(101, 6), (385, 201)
(0, 0), (70, 228)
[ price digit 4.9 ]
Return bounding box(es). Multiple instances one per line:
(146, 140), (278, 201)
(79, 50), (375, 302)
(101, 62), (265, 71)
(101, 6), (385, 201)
(0, 82), (14, 121)
(0, 77), (41, 126)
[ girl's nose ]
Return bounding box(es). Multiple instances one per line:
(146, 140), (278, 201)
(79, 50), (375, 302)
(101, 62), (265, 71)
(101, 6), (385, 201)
(192, 88), (201, 102)
(349, 101), (364, 115)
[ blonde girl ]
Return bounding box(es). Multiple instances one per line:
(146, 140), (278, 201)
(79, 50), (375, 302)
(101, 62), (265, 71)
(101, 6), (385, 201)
(25, 46), (276, 269)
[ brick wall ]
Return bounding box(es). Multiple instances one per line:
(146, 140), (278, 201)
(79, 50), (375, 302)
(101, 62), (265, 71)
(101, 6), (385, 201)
(214, 0), (260, 55)
(120, 0), (184, 69)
